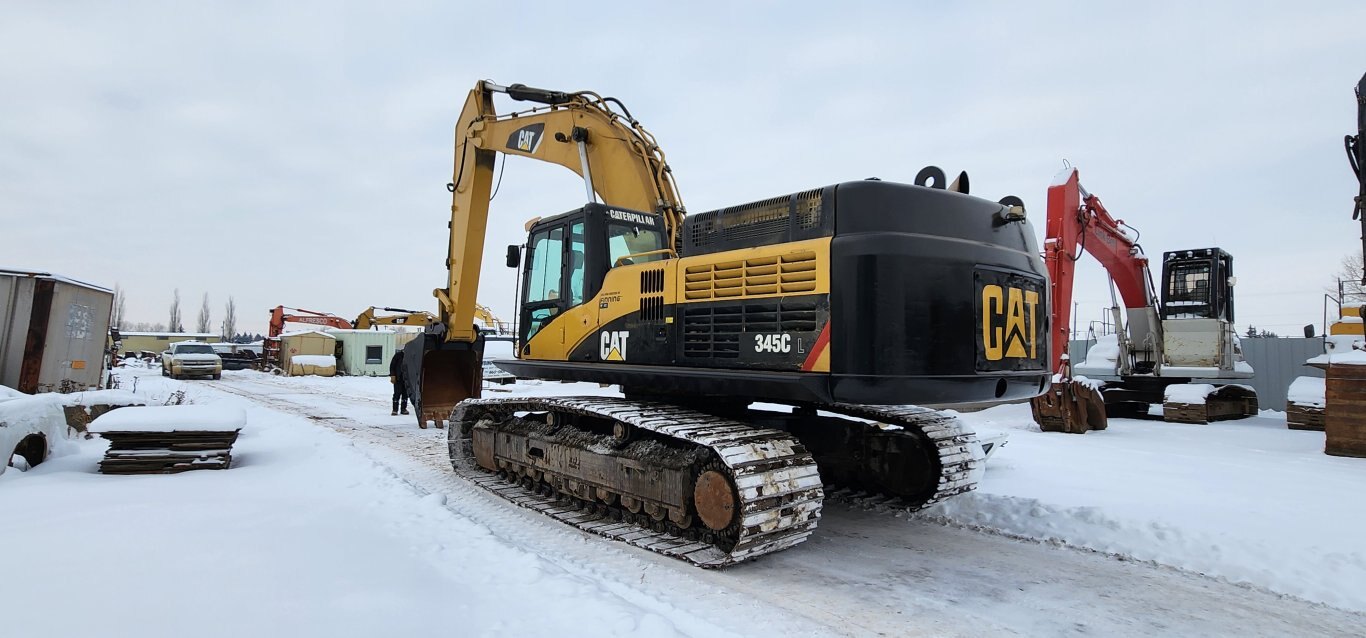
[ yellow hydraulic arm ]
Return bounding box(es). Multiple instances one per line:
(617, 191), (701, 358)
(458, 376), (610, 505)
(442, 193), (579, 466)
(437, 80), (686, 343)
(411, 80), (686, 427)
(353, 307), (438, 330)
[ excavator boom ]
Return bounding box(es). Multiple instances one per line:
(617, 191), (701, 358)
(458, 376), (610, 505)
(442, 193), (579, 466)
(413, 81), (687, 425)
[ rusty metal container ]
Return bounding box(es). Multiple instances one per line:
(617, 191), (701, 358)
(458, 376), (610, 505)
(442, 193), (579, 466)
(0, 269), (113, 393)
(1325, 363), (1366, 458)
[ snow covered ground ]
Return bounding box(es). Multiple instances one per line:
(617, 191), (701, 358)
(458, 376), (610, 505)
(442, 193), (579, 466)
(2, 368), (1364, 636)
(942, 406), (1366, 612)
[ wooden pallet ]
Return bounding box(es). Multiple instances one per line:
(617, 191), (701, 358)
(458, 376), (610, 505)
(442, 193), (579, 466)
(1286, 403), (1326, 432)
(97, 430), (241, 475)
(1326, 364), (1366, 458)
(1163, 386), (1258, 425)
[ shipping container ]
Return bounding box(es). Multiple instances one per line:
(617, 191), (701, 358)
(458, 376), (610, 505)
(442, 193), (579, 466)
(0, 268), (114, 393)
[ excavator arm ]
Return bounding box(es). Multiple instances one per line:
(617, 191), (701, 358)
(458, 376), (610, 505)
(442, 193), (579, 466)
(411, 80), (686, 427)
(1032, 168), (1159, 433)
(353, 307), (437, 330)
(1042, 168), (1156, 375)
(440, 81), (685, 343)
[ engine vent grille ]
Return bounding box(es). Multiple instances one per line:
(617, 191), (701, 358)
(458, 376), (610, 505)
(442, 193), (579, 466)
(640, 268), (665, 294)
(683, 251), (818, 301)
(683, 187), (833, 256)
(638, 268), (666, 321)
(682, 299), (821, 358)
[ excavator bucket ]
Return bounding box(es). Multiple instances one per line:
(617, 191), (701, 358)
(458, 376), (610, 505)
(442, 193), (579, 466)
(404, 335), (483, 429)
(1031, 381), (1108, 433)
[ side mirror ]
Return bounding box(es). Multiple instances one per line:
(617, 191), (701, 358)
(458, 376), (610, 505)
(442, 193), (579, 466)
(1304, 324), (1316, 338)
(506, 244), (521, 268)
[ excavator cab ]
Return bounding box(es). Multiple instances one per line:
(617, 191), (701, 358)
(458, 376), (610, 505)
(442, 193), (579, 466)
(1160, 248), (1234, 322)
(1158, 248), (1244, 371)
(410, 203), (665, 427)
(517, 203), (666, 350)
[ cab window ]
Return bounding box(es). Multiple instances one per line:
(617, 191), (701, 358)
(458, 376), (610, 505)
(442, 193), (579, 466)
(607, 223), (665, 266)
(525, 226), (564, 303)
(568, 221), (586, 306)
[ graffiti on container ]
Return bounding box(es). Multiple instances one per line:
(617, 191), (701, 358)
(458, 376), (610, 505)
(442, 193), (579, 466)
(66, 303), (93, 340)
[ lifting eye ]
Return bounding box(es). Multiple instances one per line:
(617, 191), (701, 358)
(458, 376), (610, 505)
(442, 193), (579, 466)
(914, 166), (947, 189)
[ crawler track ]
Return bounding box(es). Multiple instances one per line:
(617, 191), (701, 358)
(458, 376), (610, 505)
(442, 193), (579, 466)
(451, 396), (824, 567)
(448, 397), (986, 567)
(820, 403), (983, 509)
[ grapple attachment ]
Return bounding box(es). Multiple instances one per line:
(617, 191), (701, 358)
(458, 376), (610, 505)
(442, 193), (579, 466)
(1031, 381), (1108, 433)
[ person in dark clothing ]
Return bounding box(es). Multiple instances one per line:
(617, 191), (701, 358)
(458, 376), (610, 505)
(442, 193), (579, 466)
(389, 350), (409, 416)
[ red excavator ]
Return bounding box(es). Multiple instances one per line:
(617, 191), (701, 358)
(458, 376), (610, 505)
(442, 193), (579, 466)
(1031, 168), (1257, 432)
(262, 306), (351, 372)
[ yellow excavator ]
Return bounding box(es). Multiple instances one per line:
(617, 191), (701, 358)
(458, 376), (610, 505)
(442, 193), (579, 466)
(403, 80), (1050, 566)
(352, 306), (438, 330)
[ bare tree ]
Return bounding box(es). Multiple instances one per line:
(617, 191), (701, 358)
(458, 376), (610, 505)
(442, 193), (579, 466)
(196, 293), (211, 333)
(169, 289), (183, 333)
(111, 284), (126, 329)
(221, 296), (237, 340)
(1333, 250), (1366, 304)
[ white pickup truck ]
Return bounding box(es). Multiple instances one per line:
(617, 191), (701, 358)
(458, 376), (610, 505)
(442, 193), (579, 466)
(161, 341), (223, 380)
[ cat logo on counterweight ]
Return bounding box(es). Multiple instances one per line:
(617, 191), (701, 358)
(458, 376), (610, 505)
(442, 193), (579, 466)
(981, 284), (1039, 361)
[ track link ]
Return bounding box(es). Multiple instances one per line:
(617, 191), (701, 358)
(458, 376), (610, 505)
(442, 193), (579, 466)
(450, 396), (824, 568)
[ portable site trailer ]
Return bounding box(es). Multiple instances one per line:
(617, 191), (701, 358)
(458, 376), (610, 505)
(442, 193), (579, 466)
(0, 268), (114, 393)
(328, 329), (397, 376)
(120, 332), (220, 356)
(280, 330), (336, 376)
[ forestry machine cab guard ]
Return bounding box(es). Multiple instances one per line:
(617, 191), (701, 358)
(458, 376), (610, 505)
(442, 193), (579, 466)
(404, 80), (1050, 566)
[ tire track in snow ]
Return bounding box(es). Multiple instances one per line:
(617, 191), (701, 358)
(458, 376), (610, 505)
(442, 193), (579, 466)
(202, 372), (1366, 637)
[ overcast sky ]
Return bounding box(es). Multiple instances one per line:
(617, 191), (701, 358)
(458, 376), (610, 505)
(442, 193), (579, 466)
(2, 1), (1363, 337)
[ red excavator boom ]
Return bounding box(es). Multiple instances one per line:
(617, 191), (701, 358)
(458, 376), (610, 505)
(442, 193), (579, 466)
(262, 306), (351, 371)
(1041, 168), (1155, 376)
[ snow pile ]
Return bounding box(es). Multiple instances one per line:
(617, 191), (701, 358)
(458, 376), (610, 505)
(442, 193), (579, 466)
(0, 393), (73, 475)
(1308, 334), (1366, 365)
(1073, 334), (1119, 377)
(1308, 348), (1366, 366)
(88, 405), (247, 433)
(939, 404), (1366, 612)
(0, 385), (28, 402)
(1163, 383), (1216, 404)
(1071, 375), (1104, 390)
(1287, 376), (1326, 407)
(291, 355), (336, 367)
(484, 339), (515, 360)
(0, 376), (725, 637)
(279, 329), (336, 339)
(57, 389), (146, 408)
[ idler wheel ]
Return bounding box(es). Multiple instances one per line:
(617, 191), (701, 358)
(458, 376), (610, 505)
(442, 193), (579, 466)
(693, 470), (738, 531)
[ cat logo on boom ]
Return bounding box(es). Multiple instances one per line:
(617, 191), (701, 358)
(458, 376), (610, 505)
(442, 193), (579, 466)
(506, 123), (545, 154)
(600, 330), (629, 361)
(981, 284), (1039, 361)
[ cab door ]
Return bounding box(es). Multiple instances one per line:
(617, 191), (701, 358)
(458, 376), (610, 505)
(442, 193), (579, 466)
(519, 217), (589, 356)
